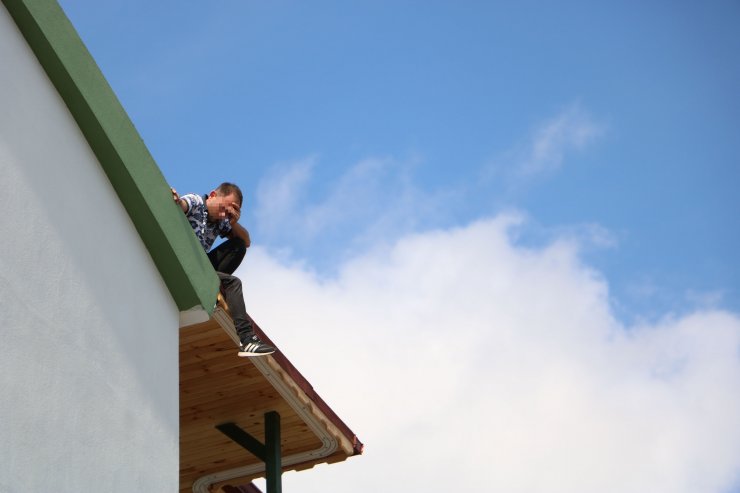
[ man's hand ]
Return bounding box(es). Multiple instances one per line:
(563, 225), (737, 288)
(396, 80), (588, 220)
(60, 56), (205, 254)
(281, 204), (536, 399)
(171, 187), (187, 213)
(223, 201), (249, 247)
(226, 201), (241, 226)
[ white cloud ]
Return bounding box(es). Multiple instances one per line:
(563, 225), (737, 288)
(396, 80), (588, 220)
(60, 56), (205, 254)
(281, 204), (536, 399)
(484, 104), (605, 187)
(253, 156), (315, 237)
(300, 157), (391, 236)
(239, 214), (740, 493)
(520, 104), (604, 176)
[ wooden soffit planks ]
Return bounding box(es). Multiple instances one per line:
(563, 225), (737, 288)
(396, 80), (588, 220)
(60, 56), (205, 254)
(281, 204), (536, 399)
(180, 311), (359, 492)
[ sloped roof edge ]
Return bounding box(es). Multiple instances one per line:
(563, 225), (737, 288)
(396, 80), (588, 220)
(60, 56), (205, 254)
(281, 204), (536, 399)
(232, 312), (364, 458)
(191, 311), (363, 490)
(2, 0), (219, 315)
(257, 329), (365, 458)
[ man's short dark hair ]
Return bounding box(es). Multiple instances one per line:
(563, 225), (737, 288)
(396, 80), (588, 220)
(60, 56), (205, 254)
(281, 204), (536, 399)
(216, 182), (243, 206)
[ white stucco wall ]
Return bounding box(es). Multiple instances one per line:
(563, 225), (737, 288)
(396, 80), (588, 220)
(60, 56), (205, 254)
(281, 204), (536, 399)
(0, 6), (180, 492)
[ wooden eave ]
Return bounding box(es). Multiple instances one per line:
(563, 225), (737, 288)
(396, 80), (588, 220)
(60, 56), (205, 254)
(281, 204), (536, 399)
(180, 311), (363, 492)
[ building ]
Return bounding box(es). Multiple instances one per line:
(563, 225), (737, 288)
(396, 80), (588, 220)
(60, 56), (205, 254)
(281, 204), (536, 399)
(0, 1), (362, 491)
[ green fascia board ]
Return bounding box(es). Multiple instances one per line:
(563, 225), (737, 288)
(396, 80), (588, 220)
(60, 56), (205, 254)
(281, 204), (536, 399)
(3, 0), (219, 316)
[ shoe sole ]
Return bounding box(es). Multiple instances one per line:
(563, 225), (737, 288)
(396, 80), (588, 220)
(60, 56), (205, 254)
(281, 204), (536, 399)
(237, 350), (275, 357)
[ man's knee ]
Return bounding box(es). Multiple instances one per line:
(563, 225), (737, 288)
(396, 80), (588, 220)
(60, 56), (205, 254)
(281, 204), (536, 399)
(217, 271), (242, 287)
(229, 237), (247, 253)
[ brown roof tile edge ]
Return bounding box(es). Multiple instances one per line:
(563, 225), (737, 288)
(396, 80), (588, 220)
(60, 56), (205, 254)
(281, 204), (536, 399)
(251, 321), (365, 457)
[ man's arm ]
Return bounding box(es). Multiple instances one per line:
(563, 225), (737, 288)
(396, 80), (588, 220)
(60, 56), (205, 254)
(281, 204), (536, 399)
(228, 222), (251, 248)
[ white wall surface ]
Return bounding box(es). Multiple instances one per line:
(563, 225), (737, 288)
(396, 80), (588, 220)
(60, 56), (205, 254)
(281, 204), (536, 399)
(0, 6), (180, 492)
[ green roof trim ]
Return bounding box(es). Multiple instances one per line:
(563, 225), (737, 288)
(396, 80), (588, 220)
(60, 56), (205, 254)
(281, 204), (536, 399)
(3, 0), (219, 316)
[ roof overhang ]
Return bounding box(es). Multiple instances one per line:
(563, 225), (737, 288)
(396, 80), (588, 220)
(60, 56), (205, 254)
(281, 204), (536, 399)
(180, 312), (363, 491)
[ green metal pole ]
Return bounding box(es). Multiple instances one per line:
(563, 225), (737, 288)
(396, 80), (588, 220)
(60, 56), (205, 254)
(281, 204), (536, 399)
(264, 411), (282, 493)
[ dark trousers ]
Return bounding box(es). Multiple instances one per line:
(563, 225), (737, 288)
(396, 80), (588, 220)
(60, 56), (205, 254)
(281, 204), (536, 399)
(207, 238), (254, 342)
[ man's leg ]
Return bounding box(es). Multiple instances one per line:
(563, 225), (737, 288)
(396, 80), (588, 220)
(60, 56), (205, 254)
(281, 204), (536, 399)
(208, 238), (246, 275)
(216, 272), (275, 356)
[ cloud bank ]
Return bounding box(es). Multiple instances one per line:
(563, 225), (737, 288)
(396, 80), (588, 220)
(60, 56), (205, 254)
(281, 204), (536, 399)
(239, 214), (740, 493)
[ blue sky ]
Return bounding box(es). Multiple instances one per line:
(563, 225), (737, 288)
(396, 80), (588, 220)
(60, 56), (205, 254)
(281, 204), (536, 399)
(56, 1), (740, 491)
(59, 0), (739, 323)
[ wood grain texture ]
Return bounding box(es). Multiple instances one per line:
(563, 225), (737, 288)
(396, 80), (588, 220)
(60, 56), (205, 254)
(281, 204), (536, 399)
(179, 317), (353, 492)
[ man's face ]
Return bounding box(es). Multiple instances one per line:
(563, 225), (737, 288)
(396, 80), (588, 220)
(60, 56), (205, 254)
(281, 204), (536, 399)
(205, 192), (241, 223)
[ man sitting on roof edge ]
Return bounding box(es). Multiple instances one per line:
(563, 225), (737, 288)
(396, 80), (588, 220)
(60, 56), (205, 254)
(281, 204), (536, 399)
(172, 182), (275, 357)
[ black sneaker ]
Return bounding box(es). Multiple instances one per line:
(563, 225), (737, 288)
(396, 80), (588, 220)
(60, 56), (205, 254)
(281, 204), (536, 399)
(238, 335), (276, 357)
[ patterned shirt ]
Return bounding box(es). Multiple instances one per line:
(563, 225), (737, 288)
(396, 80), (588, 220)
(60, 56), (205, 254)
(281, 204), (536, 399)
(180, 193), (232, 252)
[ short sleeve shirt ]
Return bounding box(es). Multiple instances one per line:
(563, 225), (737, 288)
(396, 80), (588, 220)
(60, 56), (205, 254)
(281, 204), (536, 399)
(181, 193), (232, 252)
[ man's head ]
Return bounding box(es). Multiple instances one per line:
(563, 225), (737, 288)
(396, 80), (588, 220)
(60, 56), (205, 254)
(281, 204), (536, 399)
(205, 182), (243, 223)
